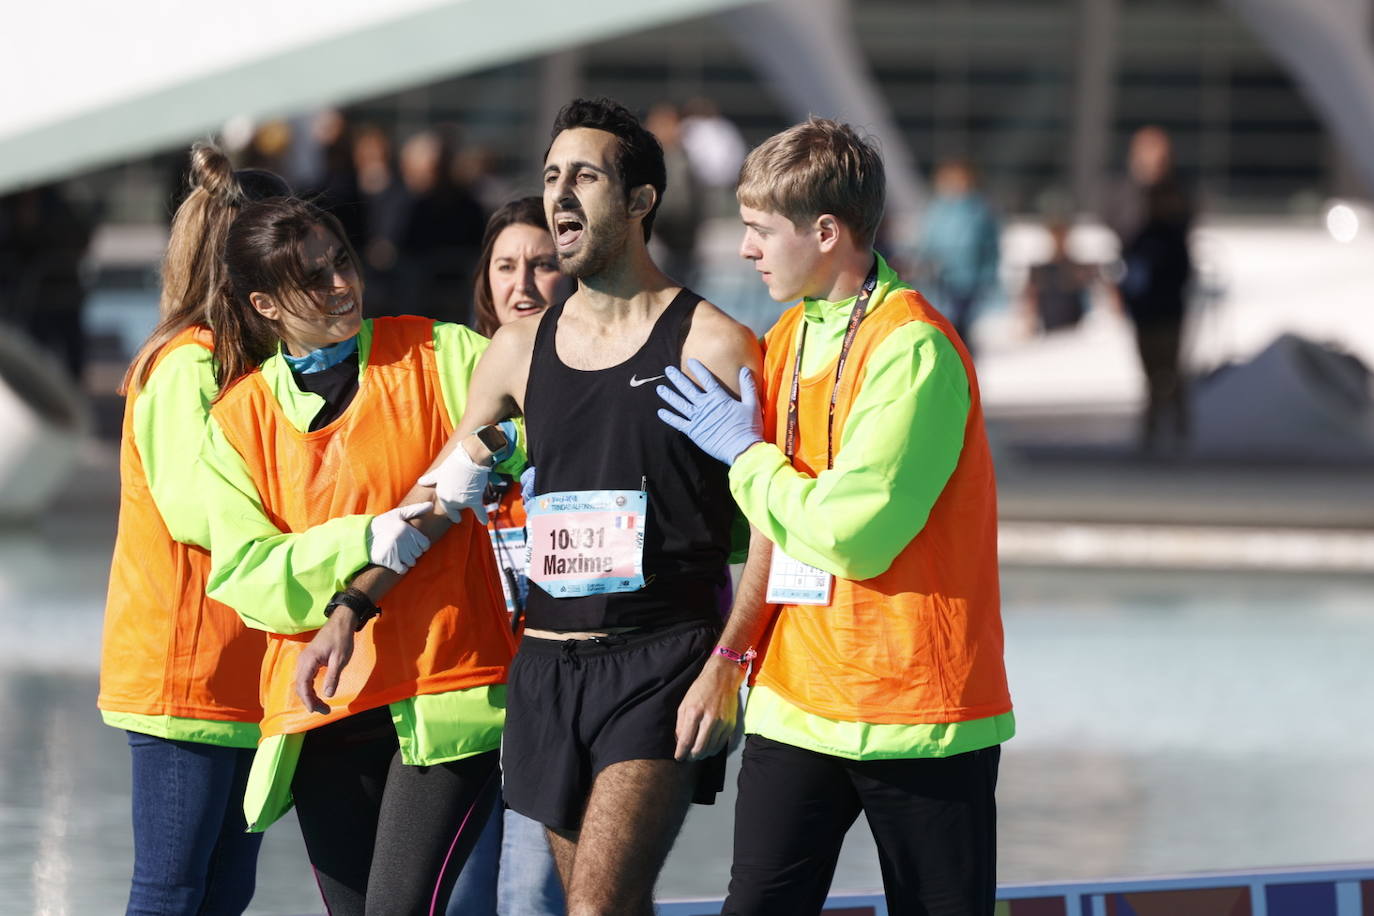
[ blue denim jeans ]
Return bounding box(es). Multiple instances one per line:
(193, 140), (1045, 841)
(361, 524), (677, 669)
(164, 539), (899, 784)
(126, 732), (262, 916)
(446, 794), (564, 915)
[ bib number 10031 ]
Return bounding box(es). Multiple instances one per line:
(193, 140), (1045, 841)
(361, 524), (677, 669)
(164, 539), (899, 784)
(549, 527), (606, 551)
(525, 489), (648, 597)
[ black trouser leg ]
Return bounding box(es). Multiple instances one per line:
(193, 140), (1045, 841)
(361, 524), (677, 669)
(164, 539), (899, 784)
(292, 713), (397, 916)
(367, 749), (500, 916)
(856, 745), (1001, 916)
(1135, 320), (1187, 450)
(291, 708), (500, 916)
(723, 736), (861, 916)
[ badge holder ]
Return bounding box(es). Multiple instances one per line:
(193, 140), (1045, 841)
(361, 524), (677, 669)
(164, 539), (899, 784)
(765, 543), (834, 606)
(766, 260), (879, 610)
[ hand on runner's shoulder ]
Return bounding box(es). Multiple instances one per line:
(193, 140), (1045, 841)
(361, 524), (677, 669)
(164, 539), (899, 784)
(368, 503), (433, 574)
(656, 359), (763, 466)
(418, 445), (491, 524)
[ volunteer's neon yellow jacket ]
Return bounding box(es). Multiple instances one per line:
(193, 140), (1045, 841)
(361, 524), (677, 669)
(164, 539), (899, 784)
(199, 320), (522, 830)
(734, 256), (1015, 759)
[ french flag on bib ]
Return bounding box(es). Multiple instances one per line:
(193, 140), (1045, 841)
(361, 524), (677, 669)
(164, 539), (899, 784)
(614, 515), (636, 530)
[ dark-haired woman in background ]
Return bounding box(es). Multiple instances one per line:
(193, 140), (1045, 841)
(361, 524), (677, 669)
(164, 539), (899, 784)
(97, 144), (289, 915)
(448, 197), (568, 916)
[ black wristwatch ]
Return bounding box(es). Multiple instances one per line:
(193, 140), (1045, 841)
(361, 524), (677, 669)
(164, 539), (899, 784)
(324, 588), (382, 631)
(471, 423), (514, 465)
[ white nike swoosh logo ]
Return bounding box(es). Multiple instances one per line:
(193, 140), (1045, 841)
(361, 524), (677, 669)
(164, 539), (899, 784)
(629, 374), (665, 388)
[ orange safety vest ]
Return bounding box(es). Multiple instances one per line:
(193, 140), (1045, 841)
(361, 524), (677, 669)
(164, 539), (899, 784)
(99, 326), (267, 723)
(754, 289), (1011, 725)
(211, 317), (516, 738)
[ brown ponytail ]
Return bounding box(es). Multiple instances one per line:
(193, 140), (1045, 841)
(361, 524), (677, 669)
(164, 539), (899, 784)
(120, 142), (289, 394)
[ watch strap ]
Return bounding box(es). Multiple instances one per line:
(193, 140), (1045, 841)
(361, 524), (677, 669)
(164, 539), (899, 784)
(325, 587), (382, 631)
(471, 421), (517, 465)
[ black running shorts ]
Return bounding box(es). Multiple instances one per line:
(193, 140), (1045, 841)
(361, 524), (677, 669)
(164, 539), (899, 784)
(501, 621), (728, 831)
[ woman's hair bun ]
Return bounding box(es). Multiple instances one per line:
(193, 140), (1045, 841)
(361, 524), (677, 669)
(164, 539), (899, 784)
(187, 141), (238, 200)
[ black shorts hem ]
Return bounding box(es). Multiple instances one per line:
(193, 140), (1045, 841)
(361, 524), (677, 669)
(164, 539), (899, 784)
(502, 621), (723, 831)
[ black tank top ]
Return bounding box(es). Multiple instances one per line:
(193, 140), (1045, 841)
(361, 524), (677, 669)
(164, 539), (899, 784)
(523, 289), (732, 630)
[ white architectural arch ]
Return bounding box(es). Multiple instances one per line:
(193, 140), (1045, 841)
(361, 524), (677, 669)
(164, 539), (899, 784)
(1226, 0), (1374, 195)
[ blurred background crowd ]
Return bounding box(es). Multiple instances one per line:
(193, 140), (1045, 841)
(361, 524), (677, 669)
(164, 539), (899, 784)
(5, 0), (1373, 465)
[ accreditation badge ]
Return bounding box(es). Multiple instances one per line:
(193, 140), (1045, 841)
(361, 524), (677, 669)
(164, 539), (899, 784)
(765, 542), (834, 606)
(488, 526), (529, 613)
(525, 489), (647, 597)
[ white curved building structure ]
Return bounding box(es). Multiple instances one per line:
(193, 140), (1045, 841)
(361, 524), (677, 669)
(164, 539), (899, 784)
(0, 326), (88, 521)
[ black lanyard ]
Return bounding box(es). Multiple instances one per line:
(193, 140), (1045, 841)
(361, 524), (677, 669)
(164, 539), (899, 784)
(784, 260), (880, 470)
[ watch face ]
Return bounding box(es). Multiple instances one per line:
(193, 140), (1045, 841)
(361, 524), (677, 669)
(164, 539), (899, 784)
(477, 426), (507, 452)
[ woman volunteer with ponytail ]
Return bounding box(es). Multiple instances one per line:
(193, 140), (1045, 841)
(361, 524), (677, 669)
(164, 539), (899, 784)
(197, 194), (520, 915)
(97, 144), (289, 915)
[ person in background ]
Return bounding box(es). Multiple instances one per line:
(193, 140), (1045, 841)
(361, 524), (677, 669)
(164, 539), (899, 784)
(0, 182), (94, 381)
(1023, 219), (1092, 335)
(1105, 125), (1194, 453)
(448, 196), (569, 916)
(198, 196), (520, 915)
(645, 102), (703, 287)
(97, 143), (288, 916)
(239, 121), (293, 177)
(456, 145), (518, 216)
(681, 97), (748, 219)
(308, 109), (368, 257)
(396, 128), (487, 323)
(351, 124), (407, 316)
(915, 158), (1001, 354)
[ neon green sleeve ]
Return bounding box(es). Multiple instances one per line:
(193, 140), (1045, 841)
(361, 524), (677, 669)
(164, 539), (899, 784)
(200, 415), (373, 635)
(728, 321), (971, 581)
(131, 344), (219, 548)
(432, 321), (528, 476)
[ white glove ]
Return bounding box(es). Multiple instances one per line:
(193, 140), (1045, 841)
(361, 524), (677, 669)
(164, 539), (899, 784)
(368, 503), (433, 574)
(417, 446), (490, 524)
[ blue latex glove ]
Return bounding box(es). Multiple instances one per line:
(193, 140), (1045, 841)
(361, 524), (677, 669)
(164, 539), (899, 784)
(656, 359), (763, 466)
(520, 464), (537, 498)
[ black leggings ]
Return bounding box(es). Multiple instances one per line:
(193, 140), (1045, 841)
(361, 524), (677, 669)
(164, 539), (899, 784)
(291, 707), (499, 916)
(725, 735), (1000, 916)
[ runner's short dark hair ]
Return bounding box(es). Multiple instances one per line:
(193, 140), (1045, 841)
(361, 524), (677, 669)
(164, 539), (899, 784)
(549, 98), (666, 241)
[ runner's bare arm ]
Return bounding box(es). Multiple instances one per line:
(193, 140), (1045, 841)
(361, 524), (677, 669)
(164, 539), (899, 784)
(675, 525), (776, 761)
(681, 301), (764, 395)
(294, 317), (540, 713)
(411, 314), (539, 483)
(671, 305), (768, 756)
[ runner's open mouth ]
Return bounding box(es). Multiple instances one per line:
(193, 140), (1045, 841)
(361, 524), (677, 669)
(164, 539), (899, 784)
(556, 215), (584, 249)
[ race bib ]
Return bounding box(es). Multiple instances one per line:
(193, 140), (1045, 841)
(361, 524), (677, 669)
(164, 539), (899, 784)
(765, 543), (834, 606)
(525, 489), (647, 597)
(488, 526), (529, 614)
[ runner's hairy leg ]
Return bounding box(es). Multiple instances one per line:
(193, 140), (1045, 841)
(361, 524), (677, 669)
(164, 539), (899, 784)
(554, 758), (698, 916)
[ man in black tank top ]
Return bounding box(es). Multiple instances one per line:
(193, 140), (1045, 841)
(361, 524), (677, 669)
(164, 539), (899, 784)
(396, 99), (769, 913)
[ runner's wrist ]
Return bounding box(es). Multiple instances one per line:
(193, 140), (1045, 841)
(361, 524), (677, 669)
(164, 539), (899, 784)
(461, 434), (498, 467)
(712, 645), (756, 673)
(464, 421), (516, 468)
